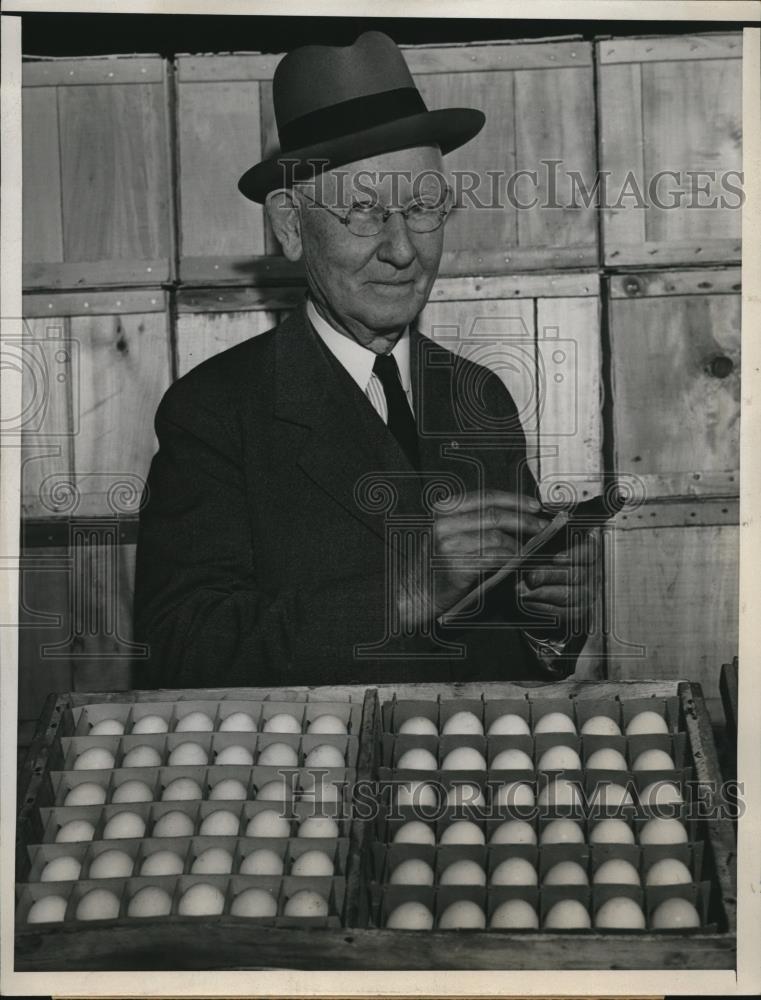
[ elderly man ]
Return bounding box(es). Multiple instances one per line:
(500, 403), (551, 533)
(133, 31), (597, 688)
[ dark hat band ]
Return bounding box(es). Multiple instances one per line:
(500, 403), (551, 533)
(278, 86), (427, 153)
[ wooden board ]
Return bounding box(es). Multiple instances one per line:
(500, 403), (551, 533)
(21, 87), (63, 266)
(598, 33), (742, 266)
(174, 309), (278, 378)
(608, 277), (740, 499)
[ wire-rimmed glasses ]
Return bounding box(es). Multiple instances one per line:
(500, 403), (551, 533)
(297, 184), (454, 237)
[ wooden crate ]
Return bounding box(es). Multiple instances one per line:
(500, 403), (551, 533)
(15, 680), (735, 971)
(22, 58), (173, 290)
(598, 33), (742, 267)
(175, 40), (598, 285)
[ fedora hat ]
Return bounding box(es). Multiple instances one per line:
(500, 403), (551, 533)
(238, 31), (485, 203)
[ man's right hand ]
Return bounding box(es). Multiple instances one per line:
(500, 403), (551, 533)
(431, 489), (550, 614)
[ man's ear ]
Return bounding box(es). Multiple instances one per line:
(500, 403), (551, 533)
(265, 189), (303, 261)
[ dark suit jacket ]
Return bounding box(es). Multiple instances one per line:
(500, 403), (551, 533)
(133, 303), (554, 689)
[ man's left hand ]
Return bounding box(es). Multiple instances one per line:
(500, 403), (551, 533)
(516, 531), (600, 640)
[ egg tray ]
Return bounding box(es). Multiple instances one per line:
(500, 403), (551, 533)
(15, 680), (736, 970)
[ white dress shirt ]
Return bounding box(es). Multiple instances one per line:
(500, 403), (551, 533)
(306, 298), (414, 422)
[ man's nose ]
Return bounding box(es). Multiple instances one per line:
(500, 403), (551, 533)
(376, 211), (416, 268)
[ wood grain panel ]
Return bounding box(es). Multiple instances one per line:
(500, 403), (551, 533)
(178, 80), (264, 259)
(57, 82), (170, 267)
(70, 310), (172, 516)
(513, 66), (597, 253)
(19, 317), (74, 518)
(175, 310), (278, 377)
(610, 292), (740, 494)
(22, 87), (63, 266)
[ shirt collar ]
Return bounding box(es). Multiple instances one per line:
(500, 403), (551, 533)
(306, 298), (411, 395)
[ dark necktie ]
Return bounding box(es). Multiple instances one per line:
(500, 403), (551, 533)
(372, 352), (420, 470)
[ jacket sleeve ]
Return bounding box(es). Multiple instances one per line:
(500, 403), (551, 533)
(132, 382), (401, 690)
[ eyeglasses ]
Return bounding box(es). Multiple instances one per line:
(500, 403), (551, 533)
(297, 185), (454, 237)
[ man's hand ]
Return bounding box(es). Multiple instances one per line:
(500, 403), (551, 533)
(431, 489), (550, 615)
(517, 532), (601, 642)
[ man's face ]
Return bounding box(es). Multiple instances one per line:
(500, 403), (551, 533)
(293, 146), (447, 347)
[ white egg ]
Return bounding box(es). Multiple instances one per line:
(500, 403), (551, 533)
(153, 810), (195, 838)
(300, 774), (342, 802)
(218, 711), (258, 732)
(398, 716), (438, 736)
(178, 882), (225, 916)
(128, 885), (172, 918)
(162, 777), (203, 801)
(73, 746), (115, 771)
(386, 901), (434, 930)
(486, 713), (530, 736)
(489, 819), (536, 845)
(103, 811), (146, 840)
(489, 899), (539, 929)
(397, 747), (438, 770)
(231, 888), (278, 917)
(307, 714), (348, 735)
(544, 860), (589, 885)
(240, 848), (284, 876)
(533, 711), (576, 735)
(27, 895), (67, 923)
(392, 821), (436, 845)
(639, 780), (683, 807)
(440, 820), (485, 845)
(64, 782), (106, 807)
(112, 780), (154, 804)
(537, 746), (582, 771)
(209, 778), (249, 801)
(651, 897), (701, 929)
(595, 897), (646, 930)
(441, 747), (487, 771)
(586, 748), (628, 771)
(490, 857), (537, 886)
(540, 819), (584, 845)
(446, 782), (485, 807)
(491, 748), (533, 771)
(590, 782), (634, 809)
(139, 849), (184, 876)
(191, 847), (233, 874)
(390, 858), (435, 885)
(632, 749), (676, 771)
(440, 859), (486, 885)
(263, 712), (302, 734)
(40, 855), (82, 882)
(492, 782), (535, 808)
(197, 810), (239, 837)
(122, 744), (162, 768)
(638, 817), (689, 845)
(580, 714), (621, 736)
(256, 778), (293, 801)
(175, 710), (214, 733)
(625, 709), (669, 736)
(397, 781), (438, 809)
(245, 810), (290, 838)
(593, 859), (640, 885)
(76, 888), (120, 921)
(215, 744), (254, 766)
(645, 858), (693, 886)
(55, 819), (95, 843)
(543, 899), (591, 929)
(131, 714), (169, 734)
(441, 710), (484, 736)
(284, 890), (329, 917)
(589, 819), (635, 845)
(438, 900), (486, 930)
(166, 741), (207, 767)
(297, 816), (339, 839)
(304, 744), (345, 768)
(88, 849), (133, 879)
(89, 718), (125, 736)
(291, 849), (335, 877)
(537, 778), (584, 808)
(257, 742), (299, 767)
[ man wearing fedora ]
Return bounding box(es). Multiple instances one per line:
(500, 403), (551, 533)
(134, 32), (598, 689)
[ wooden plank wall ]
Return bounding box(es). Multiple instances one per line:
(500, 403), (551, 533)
(18, 33), (742, 724)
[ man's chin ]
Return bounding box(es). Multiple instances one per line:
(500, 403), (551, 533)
(362, 286), (424, 330)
